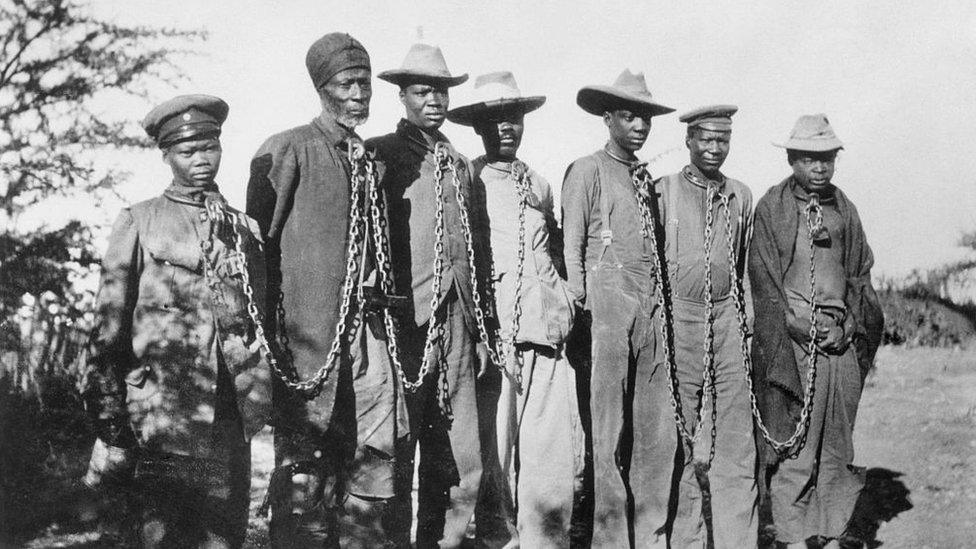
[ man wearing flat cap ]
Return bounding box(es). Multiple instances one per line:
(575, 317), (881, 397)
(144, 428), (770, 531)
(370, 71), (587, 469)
(448, 71), (585, 547)
(367, 43), (496, 547)
(561, 69), (676, 548)
(657, 105), (757, 548)
(83, 94), (271, 548)
(750, 114), (883, 548)
(246, 32), (408, 547)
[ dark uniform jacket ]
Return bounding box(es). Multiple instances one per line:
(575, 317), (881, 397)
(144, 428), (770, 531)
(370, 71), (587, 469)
(247, 116), (385, 434)
(85, 188), (271, 458)
(367, 120), (490, 332)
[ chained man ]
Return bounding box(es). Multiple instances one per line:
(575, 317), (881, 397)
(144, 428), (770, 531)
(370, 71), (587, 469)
(561, 70), (676, 548)
(82, 94), (271, 548)
(448, 71), (585, 547)
(750, 115), (883, 548)
(656, 105), (757, 548)
(246, 33), (409, 547)
(367, 44), (497, 547)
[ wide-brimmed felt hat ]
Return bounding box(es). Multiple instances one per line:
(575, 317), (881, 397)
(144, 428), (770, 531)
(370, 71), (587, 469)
(446, 71), (546, 126)
(679, 104), (738, 131)
(774, 113), (844, 152)
(378, 43), (468, 87)
(142, 94), (228, 149)
(577, 69), (674, 118)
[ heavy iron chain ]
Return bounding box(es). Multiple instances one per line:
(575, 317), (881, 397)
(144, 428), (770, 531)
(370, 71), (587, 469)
(494, 160), (531, 391)
(631, 166), (716, 461)
(733, 195), (823, 458)
(202, 141), (410, 400)
(436, 143), (503, 369)
(697, 185), (724, 466)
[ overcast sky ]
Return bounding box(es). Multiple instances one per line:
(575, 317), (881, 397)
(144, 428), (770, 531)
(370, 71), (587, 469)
(75, 0), (976, 277)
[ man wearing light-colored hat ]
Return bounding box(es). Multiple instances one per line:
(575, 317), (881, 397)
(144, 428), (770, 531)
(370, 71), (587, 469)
(449, 71), (585, 547)
(657, 105), (757, 548)
(368, 43), (496, 547)
(750, 115), (883, 548)
(246, 32), (410, 547)
(83, 94), (271, 548)
(561, 69), (676, 548)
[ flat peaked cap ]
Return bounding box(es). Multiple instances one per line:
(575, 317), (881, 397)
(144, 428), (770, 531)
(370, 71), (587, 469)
(142, 94), (228, 148)
(305, 32), (370, 90)
(378, 43), (468, 87)
(577, 69), (674, 118)
(447, 71), (546, 126)
(775, 113), (844, 152)
(679, 104), (738, 131)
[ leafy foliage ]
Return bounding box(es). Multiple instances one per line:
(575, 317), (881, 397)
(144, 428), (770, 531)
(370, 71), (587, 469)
(0, 0), (205, 320)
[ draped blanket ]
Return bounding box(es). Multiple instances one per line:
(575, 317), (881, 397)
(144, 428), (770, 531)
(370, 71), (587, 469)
(748, 177), (884, 455)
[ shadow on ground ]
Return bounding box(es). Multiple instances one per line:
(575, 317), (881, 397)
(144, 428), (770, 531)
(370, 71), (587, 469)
(759, 467), (913, 549)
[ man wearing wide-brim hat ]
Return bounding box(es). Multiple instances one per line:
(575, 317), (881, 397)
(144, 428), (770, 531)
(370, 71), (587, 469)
(368, 43), (496, 548)
(246, 32), (409, 547)
(83, 94), (271, 548)
(750, 114), (883, 548)
(449, 71), (585, 547)
(561, 69), (676, 548)
(656, 104), (757, 548)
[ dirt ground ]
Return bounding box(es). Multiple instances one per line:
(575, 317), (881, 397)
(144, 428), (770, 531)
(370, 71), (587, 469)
(4, 344), (974, 548)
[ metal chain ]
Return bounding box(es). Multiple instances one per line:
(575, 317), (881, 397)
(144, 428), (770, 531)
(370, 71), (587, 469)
(632, 167), (714, 458)
(698, 185), (721, 465)
(439, 144), (502, 370)
(727, 192), (822, 458)
(495, 160), (530, 390)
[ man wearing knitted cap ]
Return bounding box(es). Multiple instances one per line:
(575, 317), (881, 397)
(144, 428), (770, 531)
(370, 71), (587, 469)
(82, 94), (271, 548)
(750, 115), (883, 548)
(657, 105), (757, 548)
(561, 69), (676, 548)
(367, 44), (496, 547)
(246, 33), (408, 547)
(448, 71), (585, 547)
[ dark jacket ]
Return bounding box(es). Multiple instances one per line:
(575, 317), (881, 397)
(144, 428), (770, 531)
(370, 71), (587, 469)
(85, 190), (271, 457)
(367, 120), (489, 331)
(246, 116), (385, 433)
(749, 177), (884, 453)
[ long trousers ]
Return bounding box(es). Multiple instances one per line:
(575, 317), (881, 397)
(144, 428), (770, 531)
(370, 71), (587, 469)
(769, 341), (864, 544)
(127, 432), (250, 548)
(670, 297), (758, 549)
(389, 292), (486, 548)
(487, 343), (586, 548)
(270, 325), (405, 548)
(588, 261), (675, 548)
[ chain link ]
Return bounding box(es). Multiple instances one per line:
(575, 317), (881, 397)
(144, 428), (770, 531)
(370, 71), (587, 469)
(632, 167), (715, 460)
(730, 195), (822, 458)
(494, 160), (531, 390)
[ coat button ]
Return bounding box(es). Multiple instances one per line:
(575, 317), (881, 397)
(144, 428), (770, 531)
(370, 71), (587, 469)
(143, 365), (151, 372)
(211, 384), (217, 391)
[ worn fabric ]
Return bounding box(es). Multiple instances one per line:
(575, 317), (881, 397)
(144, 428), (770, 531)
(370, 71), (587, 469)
(85, 189), (271, 457)
(561, 148), (673, 548)
(474, 157), (574, 346)
(561, 148), (655, 307)
(656, 165), (757, 548)
(783, 187), (849, 313)
(269, 323), (404, 548)
(247, 115), (407, 546)
(385, 292), (486, 548)
(125, 430), (251, 548)
(367, 119), (489, 329)
(305, 33), (370, 89)
(748, 177), (883, 460)
(473, 156), (583, 547)
(770, 340), (864, 543)
(499, 345), (585, 547)
(669, 298), (758, 549)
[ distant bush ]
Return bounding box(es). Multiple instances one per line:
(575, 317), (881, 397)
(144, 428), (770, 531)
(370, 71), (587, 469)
(878, 288), (976, 347)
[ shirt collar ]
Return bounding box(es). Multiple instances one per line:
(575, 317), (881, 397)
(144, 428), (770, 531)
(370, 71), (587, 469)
(396, 118), (449, 154)
(789, 177), (837, 204)
(682, 163), (727, 192)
